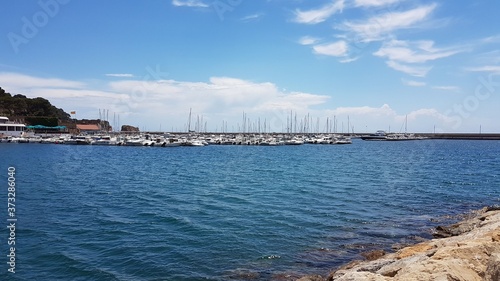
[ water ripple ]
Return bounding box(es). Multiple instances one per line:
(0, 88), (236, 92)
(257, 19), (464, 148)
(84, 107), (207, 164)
(1, 140), (499, 280)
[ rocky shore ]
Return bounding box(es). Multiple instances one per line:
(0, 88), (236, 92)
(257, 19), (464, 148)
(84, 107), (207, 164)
(299, 206), (500, 281)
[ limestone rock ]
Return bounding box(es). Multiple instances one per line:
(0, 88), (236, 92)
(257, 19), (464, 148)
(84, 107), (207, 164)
(361, 250), (386, 261)
(485, 253), (500, 281)
(297, 275), (325, 281)
(322, 208), (500, 281)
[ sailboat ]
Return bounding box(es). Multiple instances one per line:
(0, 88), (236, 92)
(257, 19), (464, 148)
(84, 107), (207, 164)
(386, 116), (423, 141)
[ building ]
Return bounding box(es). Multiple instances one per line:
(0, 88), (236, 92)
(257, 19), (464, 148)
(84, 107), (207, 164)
(76, 124), (101, 134)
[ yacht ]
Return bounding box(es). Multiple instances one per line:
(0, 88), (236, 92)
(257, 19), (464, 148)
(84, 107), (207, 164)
(182, 139), (205, 147)
(65, 135), (92, 145)
(335, 135), (353, 144)
(361, 130), (387, 141)
(94, 135), (118, 145)
(163, 138), (182, 147)
(0, 116), (26, 138)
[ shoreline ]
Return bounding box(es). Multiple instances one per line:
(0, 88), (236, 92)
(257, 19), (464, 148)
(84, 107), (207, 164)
(299, 206), (500, 281)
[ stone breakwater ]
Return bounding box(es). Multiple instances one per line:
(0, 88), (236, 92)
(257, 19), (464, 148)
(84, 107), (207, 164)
(299, 207), (500, 281)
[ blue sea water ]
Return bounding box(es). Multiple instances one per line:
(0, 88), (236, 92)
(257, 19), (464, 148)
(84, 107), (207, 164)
(1, 139), (499, 280)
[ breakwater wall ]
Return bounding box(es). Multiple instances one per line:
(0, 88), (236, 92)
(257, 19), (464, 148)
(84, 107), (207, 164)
(417, 133), (500, 140)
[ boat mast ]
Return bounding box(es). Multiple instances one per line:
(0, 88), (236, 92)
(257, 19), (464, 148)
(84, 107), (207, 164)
(405, 115), (408, 133)
(188, 108), (192, 132)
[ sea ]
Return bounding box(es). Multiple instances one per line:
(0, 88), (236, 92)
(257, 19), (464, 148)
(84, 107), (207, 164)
(1, 139), (499, 280)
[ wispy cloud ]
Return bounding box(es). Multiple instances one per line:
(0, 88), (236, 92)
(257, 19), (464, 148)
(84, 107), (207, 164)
(313, 41), (348, 57)
(480, 34), (500, 44)
(465, 66), (500, 73)
(293, 0), (344, 24)
(374, 39), (466, 64)
(374, 39), (464, 77)
(402, 78), (426, 87)
(298, 36), (321, 46)
(340, 57), (359, 63)
(473, 50), (500, 65)
(386, 61), (431, 77)
(432, 85), (460, 91)
(241, 13), (264, 22)
(171, 0), (208, 8)
(354, 0), (405, 8)
(105, 73), (134, 78)
(340, 3), (437, 42)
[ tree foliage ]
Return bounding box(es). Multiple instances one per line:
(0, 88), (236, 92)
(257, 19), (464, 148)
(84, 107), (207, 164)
(0, 87), (71, 124)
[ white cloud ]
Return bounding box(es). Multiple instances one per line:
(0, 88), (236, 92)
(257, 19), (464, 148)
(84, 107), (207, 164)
(354, 0), (404, 8)
(171, 0), (208, 8)
(339, 57), (359, 63)
(293, 0), (344, 24)
(405, 108), (454, 124)
(465, 66), (500, 73)
(0, 72), (84, 89)
(241, 13), (264, 22)
(0, 72), (332, 131)
(313, 41), (348, 57)
(402, 79), (426, 87)
(386, 61), (431, 77)
(330, 104), (396, 116)
(247, 103), (466, 133)
(341, 3), (437, 42)
(298, 36), (321, 46)
(480, 34), (500, 44)
(326, 104), (459, 133)
(105, 73), (134, 78)
(432, 86), (460, 91)
(374, 39), (465, 64)
(473, 50), (500, 65)
(1, 72), (487, 133)
(374, 39), (465, 77)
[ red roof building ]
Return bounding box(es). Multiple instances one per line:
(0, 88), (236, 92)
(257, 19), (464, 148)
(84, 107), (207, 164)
(76, 124), (100, 133)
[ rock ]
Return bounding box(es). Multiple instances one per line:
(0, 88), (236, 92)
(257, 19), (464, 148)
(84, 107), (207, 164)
(357, 259), (395, 273)
(320, 209), (500, 281)
(121, 125), (139, 132)
(329, 271), (390, 281)
(377, 255), (427, 277)
(484, 205), (500, 212)
(492, 231), (500, 242)
(361, 250), (386, 261)
(485, 253), (500, 281)
(396, 242), (435, 259)
(297, 275), (324, 281)
(433, 220), (478, 238)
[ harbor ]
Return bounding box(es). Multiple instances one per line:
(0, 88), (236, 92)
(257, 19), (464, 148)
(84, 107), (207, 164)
(2, 116), (500, 146)
(3, 132), (500, 145)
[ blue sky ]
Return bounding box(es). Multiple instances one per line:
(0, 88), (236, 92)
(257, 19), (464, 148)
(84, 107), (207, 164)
(1, 0), (499, 133)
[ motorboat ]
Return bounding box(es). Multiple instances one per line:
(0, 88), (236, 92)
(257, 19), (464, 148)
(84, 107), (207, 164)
(361, 130), (387, 141)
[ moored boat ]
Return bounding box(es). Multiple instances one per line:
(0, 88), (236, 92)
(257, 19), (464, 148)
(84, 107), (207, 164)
(0, 116), (26, 138)
(361, 130), (387, 141)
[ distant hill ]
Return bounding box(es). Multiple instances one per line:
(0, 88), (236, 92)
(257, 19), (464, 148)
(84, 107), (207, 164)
(0, 87), (71, 126)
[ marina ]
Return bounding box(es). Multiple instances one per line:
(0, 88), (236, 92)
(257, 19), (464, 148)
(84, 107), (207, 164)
(3, 116), (500, 146)
(4, 131), (500, 146)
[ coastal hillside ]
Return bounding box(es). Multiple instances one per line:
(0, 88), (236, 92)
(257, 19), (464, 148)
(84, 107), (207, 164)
(0, 87), (71, 126)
